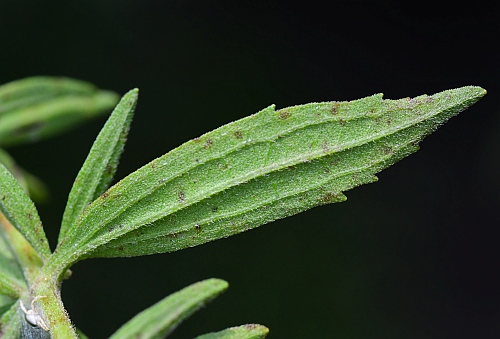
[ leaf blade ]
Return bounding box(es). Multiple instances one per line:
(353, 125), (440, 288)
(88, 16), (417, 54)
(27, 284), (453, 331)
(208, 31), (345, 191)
(0, 227), (27, 298)
(51, 86), (485, 268)
(0, 148), (49, 203)
(58, 89), (138, 244)
(0, 77), (119, 147)
(0, 163), (51, 261)
(194, 324), (269, 339)
(0, 76), (96, 116)
(109, 279), (228, 339)
(0, 302), (22, 339)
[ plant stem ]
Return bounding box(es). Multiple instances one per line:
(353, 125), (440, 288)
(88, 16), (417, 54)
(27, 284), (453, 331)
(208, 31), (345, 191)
(31, 268), (77, 338)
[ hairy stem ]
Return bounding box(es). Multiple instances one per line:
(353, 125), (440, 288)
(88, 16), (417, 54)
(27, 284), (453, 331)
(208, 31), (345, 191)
(30, 268), (77, 338)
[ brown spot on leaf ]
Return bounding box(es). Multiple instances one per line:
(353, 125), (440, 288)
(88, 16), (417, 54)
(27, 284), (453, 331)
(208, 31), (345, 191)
(330, 102), (340, 115)
(178, 191), (185, 202)
(278, 110), (291, 120)
(321, 191), (343, 203)
(204, 139), (214, 149)
(382, 146), (393, 155)
(234, 130), (243, 139)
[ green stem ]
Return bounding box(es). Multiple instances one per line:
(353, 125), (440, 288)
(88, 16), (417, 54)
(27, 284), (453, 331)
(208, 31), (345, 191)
(31, 268), (77, 338)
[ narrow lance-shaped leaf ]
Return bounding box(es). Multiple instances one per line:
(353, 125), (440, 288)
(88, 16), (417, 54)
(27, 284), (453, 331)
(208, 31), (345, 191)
(0, 273), (25, 299)
(50, 86), (485, 271)
(0, 76), (97, 116)
(0, 302), (22, 339)
(0, 148), (28, 192)
(0, 295), (15, 317)
(194, 325), (269, 339)
(0, 77), (119, 147)
(0, 148), (48, 203)
(0, 163), (51, 261)
(109, 279), (228, 339)
(0, 228), (26, 298)
(58, 89), (138, 243)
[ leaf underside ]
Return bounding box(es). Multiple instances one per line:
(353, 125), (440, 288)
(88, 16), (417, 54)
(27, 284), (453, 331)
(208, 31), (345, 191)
(50, 86), (485, 272)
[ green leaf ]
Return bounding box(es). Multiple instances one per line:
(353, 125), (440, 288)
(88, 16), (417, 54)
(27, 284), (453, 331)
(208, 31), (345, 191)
(0, 273), (25, 299)
(0, 148), (27, 191)
(0, 76), (96, 115)
(0, 228), (26, 298)
(194, 324), (269, 339)
(0, 76), (119, 147)
(49, 86), (485, 270)
(0, 163), (51, 261)
(109, 279), (228, 339)
(0, 296), (15, 316)
(0, 302), (22, 339)
(58, 89), (138, 244)
(0, 148), (49, 203)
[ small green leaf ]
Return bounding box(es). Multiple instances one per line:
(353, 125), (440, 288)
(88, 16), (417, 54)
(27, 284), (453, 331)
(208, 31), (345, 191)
(0, 230), (26, 298)
(0, 77), (119, 147)
(58, 89), (138, 244)
(0, 148), (49, 203)
(0, 148), (27, 191)
(194, 324), (269, 339)
(0, 302), (22, 339)
(0, 163), (51, 261)
(0, 298), (15, 320)
(0, 76), (96, 116)
(0, 228), (25, 284)
(49, 86), (485, 271)
(109, 279), (228, 339)
(0, 271), (25, 299)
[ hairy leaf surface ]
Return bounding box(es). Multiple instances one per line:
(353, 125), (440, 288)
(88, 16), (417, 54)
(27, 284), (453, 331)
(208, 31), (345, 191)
(0, 164), (50, 261)
(50, 86), (485, 271)
(194, 324), (269, 339)
(0, 148), (48, 203)
(59, 89), (138, 243)
(109, 279), (228, 339)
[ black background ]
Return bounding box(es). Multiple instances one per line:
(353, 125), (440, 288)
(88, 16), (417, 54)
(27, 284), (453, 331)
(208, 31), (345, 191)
(1, 1), (499, 338)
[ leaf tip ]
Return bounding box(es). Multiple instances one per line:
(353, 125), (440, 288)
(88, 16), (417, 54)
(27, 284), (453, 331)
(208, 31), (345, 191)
(124, 88), (139, 100)
(206, 278), (229, 291)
